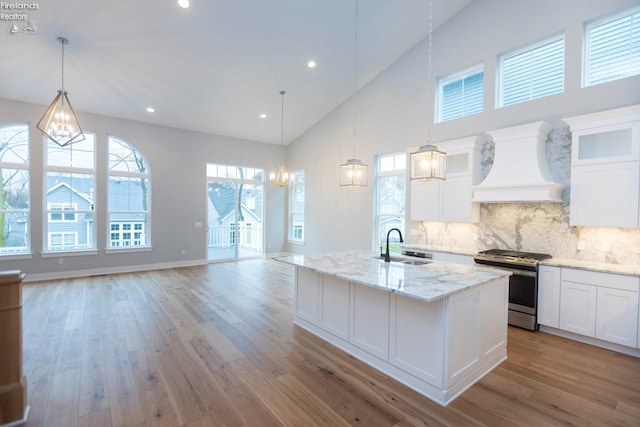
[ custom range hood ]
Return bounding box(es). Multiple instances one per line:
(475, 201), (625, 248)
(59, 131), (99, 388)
(472, 121), (563, 203)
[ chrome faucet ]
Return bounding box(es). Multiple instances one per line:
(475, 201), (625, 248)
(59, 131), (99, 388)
(384, 228), (404, 262)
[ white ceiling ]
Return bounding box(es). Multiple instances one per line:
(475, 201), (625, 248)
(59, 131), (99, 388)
(0, 0), (471, 144)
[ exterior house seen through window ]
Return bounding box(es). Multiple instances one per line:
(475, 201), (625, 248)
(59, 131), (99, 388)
(45, 134), (96, 252)
(0, 123), (30, 255)
(108, 135), (151, 248)
(375, 153), (406, 255)
(289, 170), (305, 243)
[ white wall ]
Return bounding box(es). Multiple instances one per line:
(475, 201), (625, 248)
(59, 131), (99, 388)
(286, 0), (640, 255)
(0, 98), (287, 278)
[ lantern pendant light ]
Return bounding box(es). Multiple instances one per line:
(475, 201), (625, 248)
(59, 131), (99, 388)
(340, 0), (368, 187)
(37, 37), (85, 147)
(269, 90), (290, 186)
(410, 0), (447, 182)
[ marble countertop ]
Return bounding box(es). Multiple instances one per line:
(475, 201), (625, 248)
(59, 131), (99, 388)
(541, 258), (640, 277)
(276, 250), (510, 303)
(402, 244), (640, 278)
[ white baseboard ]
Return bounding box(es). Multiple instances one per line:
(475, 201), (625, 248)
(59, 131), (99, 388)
(539, 325), (640, 358)
(23, 259), (208, 283)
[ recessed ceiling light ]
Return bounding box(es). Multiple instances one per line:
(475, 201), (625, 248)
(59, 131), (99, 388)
(307, 60), (317, 69)
(178, 0), (190, 8)
(146, 107), (155, 113)
(260, 113), (267, 119)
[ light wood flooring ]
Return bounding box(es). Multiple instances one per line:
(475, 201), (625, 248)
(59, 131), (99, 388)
(19, 259), (640, 426)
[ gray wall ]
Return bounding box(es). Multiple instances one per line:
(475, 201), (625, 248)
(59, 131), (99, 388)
(0, 98), (287, 279)
(286, 0), (640, 259)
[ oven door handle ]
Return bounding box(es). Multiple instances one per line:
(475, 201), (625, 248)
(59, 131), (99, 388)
(475, 263), (537, 278)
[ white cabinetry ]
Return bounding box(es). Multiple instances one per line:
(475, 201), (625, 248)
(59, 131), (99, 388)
(295, 268), (319, 324)
(563, 105), (640, 228)
(537, 265), (561, 328)
(410, 136), (483, 223)
(350, 285), (390, 360)
(558, 268), (639, 348)
(559, 281), (597, 336)
(292, 266), (508, 406)
(596, 286), (639, 347)
(389, 295), (444, 388)
(319, 275), (350, 341)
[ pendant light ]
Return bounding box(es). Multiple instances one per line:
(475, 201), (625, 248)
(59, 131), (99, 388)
(269, 90), (289, 186)
(37, 37), (85, 147)
(410, 0), (446, 182)
(340, 0), (368, 187)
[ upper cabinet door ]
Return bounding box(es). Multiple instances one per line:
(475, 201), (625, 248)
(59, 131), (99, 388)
(564, 105), (640, 228)
(570, 162), (640, 228)
(409, 136), (483, 223)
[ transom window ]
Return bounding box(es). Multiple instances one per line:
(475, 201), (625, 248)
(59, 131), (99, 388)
(584, 7), (640, 86)
(437, 65), (484, 123)
(498, 34), (565, 107)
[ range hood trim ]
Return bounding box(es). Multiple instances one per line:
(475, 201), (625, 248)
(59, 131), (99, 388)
(472, 121), (564, 203)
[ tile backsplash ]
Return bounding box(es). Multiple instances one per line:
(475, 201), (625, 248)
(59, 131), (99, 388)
(415, 126), (640, 266)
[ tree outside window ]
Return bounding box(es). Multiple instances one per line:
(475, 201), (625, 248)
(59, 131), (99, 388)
(0, 124), (29, 255)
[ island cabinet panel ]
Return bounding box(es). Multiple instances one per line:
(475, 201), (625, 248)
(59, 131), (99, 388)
(295, 268), (320, 325)
(319, 275), (350, 341)
(350, 284), (390, 361)
(389, 295), (445, 388)
(446, 279), (508, 388)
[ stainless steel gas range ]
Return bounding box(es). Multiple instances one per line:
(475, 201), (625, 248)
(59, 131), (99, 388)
(474, 249), (552, 331)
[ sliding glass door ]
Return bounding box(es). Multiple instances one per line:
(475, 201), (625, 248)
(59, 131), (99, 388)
(207, 164), (264, 261)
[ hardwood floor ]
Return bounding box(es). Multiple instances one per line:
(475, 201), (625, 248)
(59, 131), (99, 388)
(19, 259), (640, 426)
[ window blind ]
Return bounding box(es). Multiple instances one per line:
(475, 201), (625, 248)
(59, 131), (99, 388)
(499, 36), (565, 107)
(586, 9), (640, 86)
(439, 67), (484, 122)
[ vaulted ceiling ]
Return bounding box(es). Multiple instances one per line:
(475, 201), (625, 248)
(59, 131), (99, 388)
(0, 0), (471, 144)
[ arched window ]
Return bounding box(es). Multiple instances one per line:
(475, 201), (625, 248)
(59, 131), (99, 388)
(108, 135), (151, 248)
(0, 123), (29, 255)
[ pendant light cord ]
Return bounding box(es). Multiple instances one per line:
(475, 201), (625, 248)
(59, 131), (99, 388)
(426, 0), (433, 144)
(280, 90), (285, 146)
(58, 37), (68, 92)
(352, 0), (359, 159)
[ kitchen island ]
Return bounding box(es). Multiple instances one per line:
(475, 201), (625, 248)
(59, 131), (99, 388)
(277, 250), (511, 406)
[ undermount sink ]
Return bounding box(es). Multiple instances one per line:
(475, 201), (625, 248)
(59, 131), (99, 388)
(375, 255), (432, 266)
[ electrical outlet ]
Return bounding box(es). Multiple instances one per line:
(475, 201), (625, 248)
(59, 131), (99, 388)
(577, 240), (585, 250)
(181, 249), (186, 255)
(58, 258), (63, 265)
(602, 242), (610, 252)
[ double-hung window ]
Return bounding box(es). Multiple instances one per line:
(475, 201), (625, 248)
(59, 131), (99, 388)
(44, 135), (96, 252)
(584, 7), (640, 86)
(437, 65), (484, 123)
(498, 34), (565, 107)
(288, 171), (305, 243)
(374, 153), (406, 255)
(0, 123), (30, 256)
